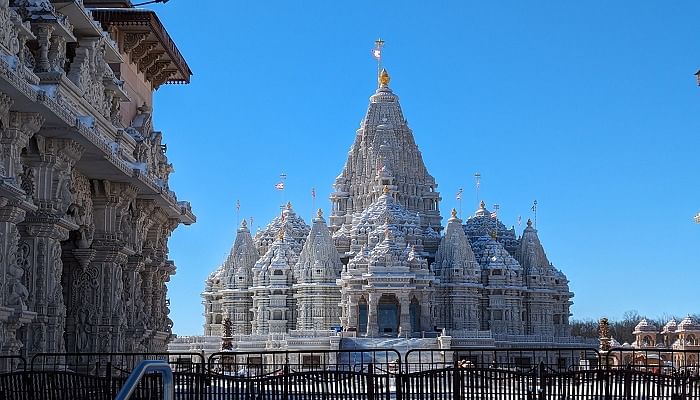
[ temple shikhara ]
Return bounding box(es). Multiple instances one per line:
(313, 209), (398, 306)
(175, 67), (584, 355)
(0, 0), (194, 358)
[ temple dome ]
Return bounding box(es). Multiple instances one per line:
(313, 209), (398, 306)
(294, 210), (342, 284)
(662, 318), (678, 334)
(633, 318), (657, 334)
(677, 315), (700, 332)
(464, 201), (518, 256)
(254, 202), (310, 256)
(433, 209), (480, 285)
(220, 219), (259, 289)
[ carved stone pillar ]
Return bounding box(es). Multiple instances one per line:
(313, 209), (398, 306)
(47, 34), (66, 73)
(0, 110), (41, 359)
(399, 296), (411, 337)
(85, 180), (137, 353)
(345, 295), (357, 330)
(148, 263), (174, 351)
(18, 219), (75, 356)
(123, 254), (146, 351)
(140, 213), (177, 352)
(17, 134), (81, 357)
(367, 292), (378, 337)
(420, 296), (432, 333)
(32, 24), (53, 73)
(2, 112), (43, 188)
(0, 200), (36, 356)
(60, 169), (99, 354)
(140, 267), (153, 334)
(92, 241), (130, 352)
(61, 246), (96, 353)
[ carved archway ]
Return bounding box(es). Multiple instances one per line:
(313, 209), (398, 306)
(377, 294), (399, 336)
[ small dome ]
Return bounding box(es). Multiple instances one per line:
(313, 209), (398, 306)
(633, 318), (657, 334)
(662, 318), (678, 334)
(677, 315), (700, 331)
(474, 200), (491, 218)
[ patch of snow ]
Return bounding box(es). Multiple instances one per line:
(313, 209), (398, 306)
(0, 55), (18, 71)
(77, 115), (95, 130)
(124, 127), (144, 141)
(37, 84), (58, 98)
(124, 160), (147, 173)
(107, 140), (119, 156)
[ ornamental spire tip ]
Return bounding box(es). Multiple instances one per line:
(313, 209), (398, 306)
(379, 68), (390, 87)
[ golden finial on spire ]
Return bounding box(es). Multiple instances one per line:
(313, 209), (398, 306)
(241, 219), (247, 228)
(379, 68), (390, 87)
(383, 185), (390, 194)
(451, 208), (458, 218)
(277, 229), (285, 240)
(480, 200), (486, 209)
(526, 218), (533, 227)
(317, 208), (323, 218)
(490, 230), (497, 240)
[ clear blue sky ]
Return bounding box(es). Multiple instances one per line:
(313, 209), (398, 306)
(149, 1), (700, 335)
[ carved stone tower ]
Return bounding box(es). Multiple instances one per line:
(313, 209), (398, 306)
(221, 220), (259, 335)
(433, 209), (482, 332)
(329, 69), (442, 258)
(292, 209), (343, 330)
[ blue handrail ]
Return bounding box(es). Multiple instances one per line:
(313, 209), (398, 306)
(114, 360), (174, 400)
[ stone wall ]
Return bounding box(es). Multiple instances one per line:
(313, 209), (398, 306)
(0, 0), (193, 357)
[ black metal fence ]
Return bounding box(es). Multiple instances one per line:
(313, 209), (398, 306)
(1, 348), (700, 399)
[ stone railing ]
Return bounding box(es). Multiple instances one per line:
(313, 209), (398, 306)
(287, 329), (337, 338)
(492, 333), (598, 345)
(170, 335), (221, 345)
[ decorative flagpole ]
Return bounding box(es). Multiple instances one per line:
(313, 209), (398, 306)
(373, 38), (385, 83)
(474, 172), (481, 207)
(532, 200), (538, 229)
(456, 188), (463, 218)
(235, 199), (240, 225)
(278, 172), (287, 213)
(311, 187), (316, 219)
(493, 203), (500, 239)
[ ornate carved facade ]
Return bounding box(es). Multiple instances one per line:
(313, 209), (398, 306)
(0, 0), (194, 363)
(185, 69), (577, 356)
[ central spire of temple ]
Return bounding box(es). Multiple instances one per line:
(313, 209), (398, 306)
(329, 69), (442, 251)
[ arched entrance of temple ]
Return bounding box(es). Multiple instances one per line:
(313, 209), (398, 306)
(378, 294), (399, 336)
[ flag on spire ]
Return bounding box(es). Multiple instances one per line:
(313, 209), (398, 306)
(275, 182), (285, 190)
(531, 200), (538, 212)
(517, 215), (522, 226)
(311, 187), (316, 199)
(235, 199), (240, 212)
(456, 188), (463, 200)
(372, 38), (384, 61)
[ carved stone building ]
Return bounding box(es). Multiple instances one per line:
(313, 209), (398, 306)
(181, 69), (581, 355)
(605, 316), (700, 368)
(0, 0), (194, 359)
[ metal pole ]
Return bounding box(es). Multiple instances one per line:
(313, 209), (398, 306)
(474, 172), (481, 208)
